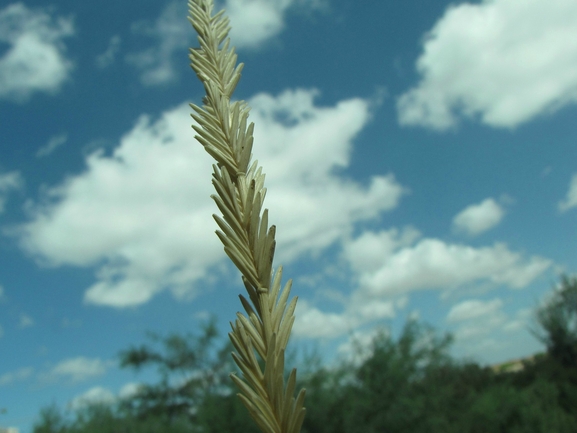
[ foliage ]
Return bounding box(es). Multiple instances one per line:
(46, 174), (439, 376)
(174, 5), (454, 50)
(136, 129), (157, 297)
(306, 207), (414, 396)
(532, 274), (577, 368)
(117, 315), (232, 423)
(33, 404), (67, 433)
(33, 313), (577, 433)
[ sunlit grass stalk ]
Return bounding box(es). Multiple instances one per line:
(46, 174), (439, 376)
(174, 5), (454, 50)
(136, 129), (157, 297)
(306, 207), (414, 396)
(187, 1), (306, 432)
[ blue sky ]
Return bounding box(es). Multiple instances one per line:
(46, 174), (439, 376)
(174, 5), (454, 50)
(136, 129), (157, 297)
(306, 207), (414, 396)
(1, 0), (577, 430)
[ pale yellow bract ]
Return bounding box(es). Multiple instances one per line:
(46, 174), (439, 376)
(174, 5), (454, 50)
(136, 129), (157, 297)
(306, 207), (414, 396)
(187, 1), (306, 432)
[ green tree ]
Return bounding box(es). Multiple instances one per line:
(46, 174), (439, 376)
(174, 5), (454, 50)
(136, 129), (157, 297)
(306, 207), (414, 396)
(532, 274), (577, 368)
(342, 320), (454, 433)
(117, 315), (234, 424)
(32, 316), (260, 433)
(32, 404), (68, 433)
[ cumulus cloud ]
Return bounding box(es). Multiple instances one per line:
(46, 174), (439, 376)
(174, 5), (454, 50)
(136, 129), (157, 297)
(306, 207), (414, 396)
(0, 3), (74, 101)
(293, 300), (353, 338)
(293, 293), (395, 338)
(292, 228), (551, 346)
(447, 298), (503, 322)
(452, 198), (505, 236)
(0, 170), (23, 213)
(343, 226), (420, 274)
(558, 173), (577, 212)
(11, 89), (404, 308)
(293, 297), (395, 339)
(44, 357), (108, 384)
(345, 231), (551, 297)
(397, 0), (577, 130)
(222, 0), (325, 49)
(249, 89), (406, 262)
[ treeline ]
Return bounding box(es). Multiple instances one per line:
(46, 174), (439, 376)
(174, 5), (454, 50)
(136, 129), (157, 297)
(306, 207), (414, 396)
(33, 275), (577, 433)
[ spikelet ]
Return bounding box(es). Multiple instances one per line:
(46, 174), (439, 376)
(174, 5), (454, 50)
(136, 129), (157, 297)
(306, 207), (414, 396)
(187, 1), (306, 432)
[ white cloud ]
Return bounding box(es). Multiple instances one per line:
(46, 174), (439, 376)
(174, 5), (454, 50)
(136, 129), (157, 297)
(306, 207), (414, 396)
(355, 299), (395, 321)
(293, 301), (352, 338)
(293, 294), (396, 339)
(36, 133), (67, 157)
(397, 0), (577, 130)
(46, 357), (108, 383)
(558, 173), (577, 212)
(250, 89), (406, 262)
(348, 232), (551, 297)
(0, 366), (33, 386)
(449, 302), (508, 342)
(343, 226), (420, 274)
(127, 0), (324, 85)
(452, 198), (505, 236)
(292, 217), (550, 342)
(223, 0), (325, 49)
(127, 1), (190, 86)
(68, 382), (147, 411)
(12, 89), (404, 308)
(14, 103), (218, 307)
(447, 298), (503, 322)
(502, 308), (532, 333)
(0, 170), (23, 213)
(68, 386), (115, 410)
(446, 299), (536, 364)
(286, 284), (395, 340)
(0, 3), (74, 101)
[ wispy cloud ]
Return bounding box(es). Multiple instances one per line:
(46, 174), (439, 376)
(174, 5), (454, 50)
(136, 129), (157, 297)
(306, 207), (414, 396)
(18, 313), (34, 328)
(558, 173), (577, 212)
(0, 170), (23, 213)
(0, 367), (34, 386)
(126, 0), (325, 85)
(398, 0), (577, 130)
(42, 357), (109, 384)
(0, 3), (74, 102)
(445, 299), (535, 363)
(36, 133), (67, 157)
(95, 35), (121, 69)
(126, 1), (190, 86)
(447, 298), (503, 322)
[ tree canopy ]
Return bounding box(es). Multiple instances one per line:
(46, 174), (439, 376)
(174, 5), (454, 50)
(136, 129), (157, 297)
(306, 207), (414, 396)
(32, 274), (577, 433)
